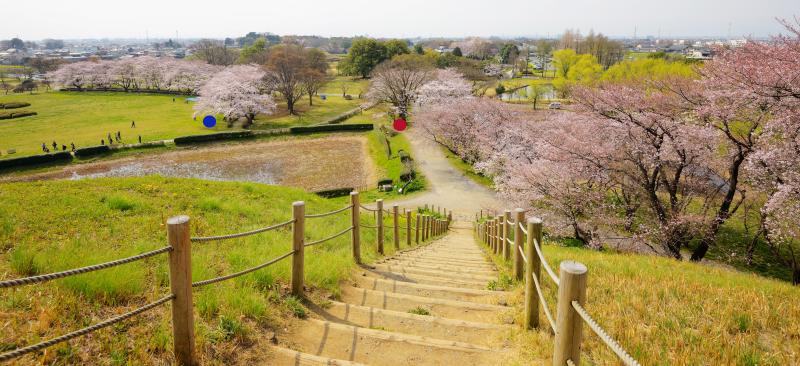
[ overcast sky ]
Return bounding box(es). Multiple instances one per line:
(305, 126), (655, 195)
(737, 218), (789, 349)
(2, 0), (798, 40)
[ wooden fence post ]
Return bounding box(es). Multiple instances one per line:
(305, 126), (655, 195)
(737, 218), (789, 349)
(415, 212), (420, 244)
(495, 216), (502, 255)
(503, 210), (511, 260)
(350, 192), (361, 264)
(425, 215), (431, 240)
(553, 261), (588, 366)
(488, 220), (494, 250)
(406, 209), (412, 247)
(524, 217), (542, 330)
(167, 216), (196, 366)
(393, 205), (400, 250)
(513, 208), (525, 281)
(376, 199), (384, 254)
(291, 201), (305, 296)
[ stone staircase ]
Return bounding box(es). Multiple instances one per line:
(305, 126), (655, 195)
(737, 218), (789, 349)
(268, 223), (515, 365)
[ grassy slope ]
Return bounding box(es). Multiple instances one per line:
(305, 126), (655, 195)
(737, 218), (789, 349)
(440, 145), (494, 188)
(483, 236), (800, 365)
(0, 177), (417, 365)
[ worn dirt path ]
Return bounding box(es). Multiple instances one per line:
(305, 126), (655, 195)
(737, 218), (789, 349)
(382, 129), (505, 221)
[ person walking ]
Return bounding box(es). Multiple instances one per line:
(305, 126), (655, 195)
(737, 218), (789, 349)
(101, 139), (104, 145)
(131, 120), (136, 128)
(70, 142), (75, 151)
(138, 135), (142, 144)
(61, 145), (66, 151)
(52, 141), (57, 151)
(41, 143), (46, 152)
(107, 133), (112, 144)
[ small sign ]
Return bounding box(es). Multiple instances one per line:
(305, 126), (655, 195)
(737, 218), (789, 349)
(202, 115), (216, 128)
(393, 118), (407, 131)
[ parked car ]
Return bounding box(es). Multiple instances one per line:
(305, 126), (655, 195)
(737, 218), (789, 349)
(548, 102), (562, 109)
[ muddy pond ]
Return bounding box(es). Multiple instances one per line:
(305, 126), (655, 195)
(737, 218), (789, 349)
(2, 136), (375, 192)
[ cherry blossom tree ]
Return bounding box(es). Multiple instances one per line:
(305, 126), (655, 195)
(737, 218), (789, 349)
(415, 68), (473, 109)
(193, 65), (275, 128)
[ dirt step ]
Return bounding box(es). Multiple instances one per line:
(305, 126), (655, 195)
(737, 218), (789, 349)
(339, 286), (512, 324)
(353, 276), (508, 304)
(307, 300), (511, 347)
(269, 345), (367, 365)
(362, 268), (490, 289)
(391, 253), (493, 265)
(281, 319), (503, 366)
(372, 263), (497, 281)
(393, 251), (493, 262)
(380, 258), (496, 271)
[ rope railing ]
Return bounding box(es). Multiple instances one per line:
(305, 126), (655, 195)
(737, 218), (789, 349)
(304, 204), (353, 218)
(192, 250), (295, 288)
(360, 224), (378, 229)
(531, 270), (557, 331)
(533, 238), (560, 286)
(506, 237), (513, 245)
(0, 246), (172, 289)
(190, 219), (295, 242)
(572, 301), (642, 366)
(0, 294), (175, 362)
(476, 211), (640, 366)
(305, 226), (353, 247)
(359, 204), (378, 212)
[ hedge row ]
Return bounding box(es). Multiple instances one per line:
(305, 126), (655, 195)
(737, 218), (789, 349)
(314, 187), (354, 198)
(0, 151), (72, 170)
(289, 124), (374, 134)
(74, 145), (111, 158)
(0, 111), (37, 120)
(60, 88), (194, 96)
(0, 102), (31, 109)
(173, 131), (254, 145)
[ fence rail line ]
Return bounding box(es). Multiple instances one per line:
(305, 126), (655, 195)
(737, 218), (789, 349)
(476, 211), (639, 366)
(305, 226), (353, 247)
(190, 219), (295, 242)
(0, 294), (174, 362)
(0, 246), (172, 289)
(192, 250), (295, 288)
(304, 204), (352, 218)
(1, 192), (447, 364)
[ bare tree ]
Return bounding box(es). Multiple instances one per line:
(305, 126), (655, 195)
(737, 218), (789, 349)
(264, 45), (329, 114)
(191, 39), (238, 66)
(367, 56), (434, 118)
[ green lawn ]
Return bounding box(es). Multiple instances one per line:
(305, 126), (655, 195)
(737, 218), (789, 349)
(0, 92), (220, 158)
(440, 145), (494, 188)
(0, 177), (426, 364)
(319, 76), (370, 97)
(252, 95), (363, 130)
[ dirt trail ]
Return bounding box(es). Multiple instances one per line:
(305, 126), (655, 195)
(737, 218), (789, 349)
(267, 225), (517, 365)
(383, 129), (506, 221)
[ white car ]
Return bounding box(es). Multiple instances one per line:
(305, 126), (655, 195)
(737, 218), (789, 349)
(548, 102), (562, 109)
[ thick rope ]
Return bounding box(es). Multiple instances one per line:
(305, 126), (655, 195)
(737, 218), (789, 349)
(533, 238), (560, 286)
(305, 227), (353, 247)
(304, 205), (352, 218)
(0, 246), (172, 288)
(518, 245), (527, 264)
(359, 224), (378, 229)
(572, 301), (641, 366)
(531, 270), (556, 331)
(506, 238), (513, 245)
(190, 219), (294, 242)
(359, 204), (378, 212)
(192, 250), (295, 287)
(519, 222), (528, 235)
(0, 294), (174, 362)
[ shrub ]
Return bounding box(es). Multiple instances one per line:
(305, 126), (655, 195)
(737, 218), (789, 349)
(173, 131), (254, 145)
(398, 150), (412, 163)
(0, 102), (31, 109)
(0, 151), (72, 170)
(74, 145), (111, 158)
(289, 123), (374, 134)
(408, 307), (431, 316)
(400, 166), (416, 182)
(378, 178), (393, 186)
(314, 187), (354, 198)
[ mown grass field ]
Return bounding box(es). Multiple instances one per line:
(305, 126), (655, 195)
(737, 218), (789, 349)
(0, 177), (419, 365)
(0, 92), (218, 158)
(482, 235), (800, 365)
(252, 94), (362, 130)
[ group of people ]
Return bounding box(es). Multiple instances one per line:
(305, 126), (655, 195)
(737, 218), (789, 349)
(40, 120), (143, 154)
(41, 141), (75, 153)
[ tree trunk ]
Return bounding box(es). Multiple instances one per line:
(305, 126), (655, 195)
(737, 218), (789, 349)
(308, 93), (313, 106)
(287, 99), (296, 115)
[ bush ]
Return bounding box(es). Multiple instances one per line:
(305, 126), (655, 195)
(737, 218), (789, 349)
(173, 131), (254, 145)
(398, 150), (412, 163)
(74, 145), (111, 158)
(0, 151), (72, 170)
(400, 166), (416, 182)
(0, 102), (31, 109)
(314, 187), (354, 198)
(0, 110), (37, 119)
(289, 123), (374, 134)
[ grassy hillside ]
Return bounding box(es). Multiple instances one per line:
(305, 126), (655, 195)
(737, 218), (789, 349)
(485, 237), (800, 365)
(0, 177), (413, 365)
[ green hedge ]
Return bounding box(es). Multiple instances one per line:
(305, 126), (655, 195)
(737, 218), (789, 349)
(74, 145), (111, 158)
(314, 187), (354, 198)
(289, 123), (374, 134)
(173, 131), (254, 145)
(0, 151), (72, 170)
(0, 111), (37, 120)
(0, 102), (31, 109)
